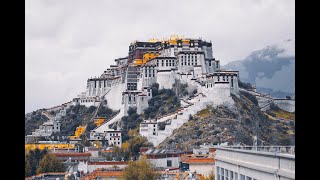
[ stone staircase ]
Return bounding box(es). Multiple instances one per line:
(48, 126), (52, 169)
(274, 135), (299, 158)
(145, 93), (209, 146)
(92, 107), (124, 134)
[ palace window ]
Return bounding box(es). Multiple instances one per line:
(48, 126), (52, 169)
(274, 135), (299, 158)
(162, 60), (164, 66)
(225, 170), (229, 180)
(221, 168), (224, 180)
(231, 78), (234, 87)
(167, 160), (172, 167)
(195, 59), (197, 65)
(240, 174), (245, 180)
(217, 167), (220, 180)
(209, 61), (211, 66)
(230, 171), (234, 180)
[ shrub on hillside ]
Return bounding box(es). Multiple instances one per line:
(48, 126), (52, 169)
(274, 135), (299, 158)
(158, 122), (166, 130)
(270, 103), (280, 111)
(241, 91), (258, 106)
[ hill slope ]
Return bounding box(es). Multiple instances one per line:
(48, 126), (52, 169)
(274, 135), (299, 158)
(158, 92), (295, 149)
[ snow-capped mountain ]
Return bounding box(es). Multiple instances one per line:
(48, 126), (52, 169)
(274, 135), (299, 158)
(223, 39), (295, 97)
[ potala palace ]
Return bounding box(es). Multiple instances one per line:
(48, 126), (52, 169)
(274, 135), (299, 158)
(25, 35), (244, 146)
(75, 35), (240, 146)
(25, 36), (295, 179)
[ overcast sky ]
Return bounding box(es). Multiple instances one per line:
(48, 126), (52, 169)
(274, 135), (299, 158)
(25, 0), (294, 113)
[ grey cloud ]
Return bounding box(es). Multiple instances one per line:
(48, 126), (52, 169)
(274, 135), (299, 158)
(26, 0), (294, 113)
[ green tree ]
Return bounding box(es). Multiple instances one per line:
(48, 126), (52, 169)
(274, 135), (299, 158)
(36, 154), (66, 174)
(25, 148), (48, 176)
(128, 136), (152, 157)
(123, 156), (158, 180)
(79, 134), (91, 147)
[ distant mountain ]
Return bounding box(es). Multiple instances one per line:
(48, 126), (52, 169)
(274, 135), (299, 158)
(223, 39), (295, 98)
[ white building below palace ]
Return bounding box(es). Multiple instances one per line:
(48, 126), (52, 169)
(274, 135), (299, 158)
(214, 146), (295, 180)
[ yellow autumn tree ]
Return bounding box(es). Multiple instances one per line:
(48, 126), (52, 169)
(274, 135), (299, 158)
(121, 142), (130, 152)
(123, 156), (158, 180)
(204, 170), (215, 180)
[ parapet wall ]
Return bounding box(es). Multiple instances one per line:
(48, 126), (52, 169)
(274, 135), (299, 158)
(104, 83), (125, 110)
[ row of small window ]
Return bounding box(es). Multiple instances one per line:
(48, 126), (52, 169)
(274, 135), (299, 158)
(80, 99), (94, 103)
(181, 59), (198, 66)
(180, 54), (198, 60)
(216, 166), (257, 180)
(208, 61), (220, 68)
(128, 96), (136, 103)
(144, 69), (155, 77)
(127, 83), (137, 90)
(145, 73), (155, 77)
(217, 76), (232, 81)
(110, 142), (121, 145)
(91, 82), (112, 88)
(156, 59), (176, 67)
(109, 138), (120, 140)
(110, 133), (119, 136)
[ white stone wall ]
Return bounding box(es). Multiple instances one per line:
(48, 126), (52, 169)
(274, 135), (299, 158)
(157, 71), (175, 89)
(214, 147), (295, 180)
(148, 157), (180, 169)
(203, 83), (233, 107)
(273, 99), (295, 113)
(194, 66), (202, 78)
(189, 164), (214, 177)
(142, 66), (157, 87)
(78, 161), (88, 173)
(136, 95), (149, 114)
(104, 83), (125, 110)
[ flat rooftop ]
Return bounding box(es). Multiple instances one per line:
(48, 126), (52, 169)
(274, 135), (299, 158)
(214, 146), (295, 158)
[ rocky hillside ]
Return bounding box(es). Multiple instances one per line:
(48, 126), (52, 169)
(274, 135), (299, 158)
(158, 92), (295, 149)
(25, 101), (118, 137)
(25, 110), (49, 136)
